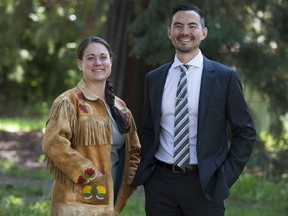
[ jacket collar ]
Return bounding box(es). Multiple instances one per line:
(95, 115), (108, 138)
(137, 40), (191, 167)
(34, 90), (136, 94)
(77, 79), (100, 101)
(77, 79), (128, 117)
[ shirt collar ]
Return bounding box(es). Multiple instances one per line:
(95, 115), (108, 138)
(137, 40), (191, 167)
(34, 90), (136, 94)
(172, 50), (203, 69)
(77, 79), (100, 101)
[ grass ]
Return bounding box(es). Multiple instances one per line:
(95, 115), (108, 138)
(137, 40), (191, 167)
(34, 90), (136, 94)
(1, 160), (287, 216)
(121, 196), (145, 216)
(0, 117), (45, 132)
(226, 173), (288, 215)
(0, 159), (52, 179)
(0, 118), (287, 215)
(225, 199), (287, 216)
(0, 160), (51, 216)
(0, 195), (50, 216)
(123, 174), (288, 215)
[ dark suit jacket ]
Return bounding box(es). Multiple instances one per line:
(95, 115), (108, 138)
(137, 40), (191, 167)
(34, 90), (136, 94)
(132, 56), (256, 201)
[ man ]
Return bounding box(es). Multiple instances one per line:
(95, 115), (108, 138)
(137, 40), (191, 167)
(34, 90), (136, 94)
(132, 3), (256, 216)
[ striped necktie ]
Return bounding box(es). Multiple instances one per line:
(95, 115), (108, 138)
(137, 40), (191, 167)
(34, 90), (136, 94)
(174, 64), (190, 170)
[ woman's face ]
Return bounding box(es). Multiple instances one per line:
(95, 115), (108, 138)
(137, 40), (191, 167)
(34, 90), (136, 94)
(77, 42), (112, 83)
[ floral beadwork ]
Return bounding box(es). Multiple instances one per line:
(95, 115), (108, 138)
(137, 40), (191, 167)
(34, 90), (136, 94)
(77, 168), (97, 184)
(96, 186), (106, 200)
(115, 98), (129, 121)
(82, 185), (107, 200)
(77, 92), (88, 113)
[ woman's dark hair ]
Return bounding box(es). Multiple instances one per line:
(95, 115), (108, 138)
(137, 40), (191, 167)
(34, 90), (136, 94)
(105, 78), (130, 133)
(77, 36), (113, 60)
(77, 36), (130, 133)
(172, 3), (206, 28)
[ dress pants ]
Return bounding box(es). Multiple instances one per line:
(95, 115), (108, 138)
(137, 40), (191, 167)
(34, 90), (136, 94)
(144, 164), (225, 216)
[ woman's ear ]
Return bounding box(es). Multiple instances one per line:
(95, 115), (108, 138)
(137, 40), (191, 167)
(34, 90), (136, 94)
(77, 59), (83, 71)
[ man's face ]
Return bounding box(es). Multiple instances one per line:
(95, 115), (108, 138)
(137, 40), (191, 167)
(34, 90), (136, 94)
(168, 10), (208, 55)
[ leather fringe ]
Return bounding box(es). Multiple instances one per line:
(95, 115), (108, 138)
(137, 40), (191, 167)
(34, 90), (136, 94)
(47, 94), (77, 135)
(44, 156), (75, 189)
(44, 94), (77, 188)
(75, 118), (113, 146)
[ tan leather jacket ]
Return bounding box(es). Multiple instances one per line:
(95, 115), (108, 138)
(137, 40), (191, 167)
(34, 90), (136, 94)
(42, 79), (141, 216)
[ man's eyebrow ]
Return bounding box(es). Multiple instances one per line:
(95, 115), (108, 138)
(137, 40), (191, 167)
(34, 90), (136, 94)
(173, 22), (183, 25)
(173, 21), (198, 26)
(188, 22), (199, 26)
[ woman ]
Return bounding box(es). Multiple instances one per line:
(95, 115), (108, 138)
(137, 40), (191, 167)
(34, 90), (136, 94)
(42, 36), (141, 216)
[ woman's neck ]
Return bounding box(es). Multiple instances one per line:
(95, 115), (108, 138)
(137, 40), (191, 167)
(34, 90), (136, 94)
(85, 79), (106, 100)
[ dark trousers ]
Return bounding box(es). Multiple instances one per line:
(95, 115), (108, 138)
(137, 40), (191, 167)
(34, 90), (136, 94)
(144, 164), (225, 216)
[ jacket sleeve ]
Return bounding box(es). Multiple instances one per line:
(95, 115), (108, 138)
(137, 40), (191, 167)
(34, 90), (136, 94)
(42, 95), (99, 184)
(125, 110), (141, 184)
(224, 71), (256, 187)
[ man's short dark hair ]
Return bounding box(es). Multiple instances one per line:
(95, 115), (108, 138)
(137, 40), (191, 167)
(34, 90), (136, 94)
(171, 3), (206, 28)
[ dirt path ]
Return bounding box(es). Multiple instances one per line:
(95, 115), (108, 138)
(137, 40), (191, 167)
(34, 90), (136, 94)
(0, 130), (44, 168)
(0, 130), (53, 200)
(0, 130), (144, 199)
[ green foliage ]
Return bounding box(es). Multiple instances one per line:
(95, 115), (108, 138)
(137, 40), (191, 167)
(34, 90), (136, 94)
(225, 199), (287, 216)
(128, 0), (288, 179)
(129, 0), (288, 134)
(1, 0), (288, 193)
(1, 0), (287, 120)
(3, 184), (44, 197)
(0, 160), (52, 179)
(246, 113), (288, 178)
(230, 173), (288, 202)
(0, 162), (287, 215)
(0, 0), (109, 118)
(128, 0), (175, 65)
(0, 118), (46, 132)
(121, 196), (145, 216)
(227, 173), (288, 215)
(0, 194), (50, 216)
(0, 160), (51, 216)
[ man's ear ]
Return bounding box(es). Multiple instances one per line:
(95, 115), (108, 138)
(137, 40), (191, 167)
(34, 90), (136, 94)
(201, 27), (208, 40)
(167, 27), (172, 40)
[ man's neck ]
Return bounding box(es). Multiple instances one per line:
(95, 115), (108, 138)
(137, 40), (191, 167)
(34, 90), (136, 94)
(176, 49), (200, 64)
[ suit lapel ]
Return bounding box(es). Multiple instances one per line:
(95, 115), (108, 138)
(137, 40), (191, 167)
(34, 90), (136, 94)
(198, 57), (216, 132)
(151, 58), (215, 144)
(152, 62), (173, 136)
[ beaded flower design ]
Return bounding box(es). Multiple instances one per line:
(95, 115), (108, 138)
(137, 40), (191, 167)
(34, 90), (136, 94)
(77, 168), (97, 184)
(82, 185), (107, 200)
(77, 168), (106, 200)
(77, 92), (92, 114)
(115, 98), (129, 121)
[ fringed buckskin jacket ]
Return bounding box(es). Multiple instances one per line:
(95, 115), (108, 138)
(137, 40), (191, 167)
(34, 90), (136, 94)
(42, 79), (141, 216)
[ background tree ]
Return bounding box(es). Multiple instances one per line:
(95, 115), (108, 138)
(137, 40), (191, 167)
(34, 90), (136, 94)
(127, 0), (288, 176)
(0, 0), (108, 116)
(0, 0), (287, 177)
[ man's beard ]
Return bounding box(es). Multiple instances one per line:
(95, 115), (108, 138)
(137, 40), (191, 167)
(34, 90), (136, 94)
(176, 45), (197, 53)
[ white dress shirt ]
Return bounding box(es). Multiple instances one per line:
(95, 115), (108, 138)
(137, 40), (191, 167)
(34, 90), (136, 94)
(155, 50), (204, 165)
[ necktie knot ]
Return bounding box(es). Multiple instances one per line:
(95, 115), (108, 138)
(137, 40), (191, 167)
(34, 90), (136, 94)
(179, 64), (190, 73)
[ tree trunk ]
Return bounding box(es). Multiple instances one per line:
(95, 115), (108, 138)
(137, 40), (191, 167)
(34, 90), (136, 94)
(105, 0), (131, 96)
(105, 0), (151, 133)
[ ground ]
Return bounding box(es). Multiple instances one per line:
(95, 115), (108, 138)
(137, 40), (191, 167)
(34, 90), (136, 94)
(0, 130), (44, 168)
(0, 130), (144, 200)
(0, 130), (53, 198)
(0, 130), (145, 212)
